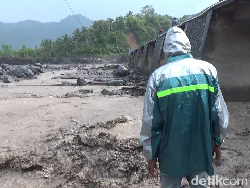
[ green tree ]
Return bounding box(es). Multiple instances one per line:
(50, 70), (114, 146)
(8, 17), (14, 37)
(18, 45), (36, 58)
(1, 45), (13, 56)
(0, 5), (190, 57)
(113, 16), (126, 31)
(53, 34), (75, 57)
(106, 18), (114, 30)
(40, 39), (54, 57)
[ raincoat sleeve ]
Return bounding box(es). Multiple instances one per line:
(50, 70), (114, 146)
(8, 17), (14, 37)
(140, 74), (164, 160)
(212, 77), (229, 146)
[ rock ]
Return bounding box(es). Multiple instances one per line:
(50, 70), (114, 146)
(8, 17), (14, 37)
(0, 67), (6, 75)
(73, 135), (82, 145)
(113, 65), (130, 77)
(102, 64), (115, 70)
(33, 63), (42, 68)
(101, 89), (110, 95)
(28, 66), (38, 74)
(77, 77), (87, 86)
(31, 65), (44, 74)
(101, 89), (117, 96)
(12, 66), (34, 78)
(107, 80), (124, 86)
(1, 64), (11, 74)
(109, 90), (117, 96)
(78, 89), (93, 94)
(3, 75), (14, 83)
(1, 64), (9, 70)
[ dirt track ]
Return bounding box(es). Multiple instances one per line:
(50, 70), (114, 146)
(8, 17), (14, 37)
(0, 63), (249, 188)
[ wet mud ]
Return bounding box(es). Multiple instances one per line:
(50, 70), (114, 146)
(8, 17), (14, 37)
(0, 118), (155, 188)
(0, 60), (249, 188)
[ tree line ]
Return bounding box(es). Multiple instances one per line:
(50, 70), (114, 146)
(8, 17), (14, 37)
(0, 5), (190, 58)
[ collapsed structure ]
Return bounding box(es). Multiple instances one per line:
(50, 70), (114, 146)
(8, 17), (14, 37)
(128, 0), (250, 102)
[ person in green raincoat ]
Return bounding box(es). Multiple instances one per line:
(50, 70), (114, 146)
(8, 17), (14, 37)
(140, 27), (229, 187)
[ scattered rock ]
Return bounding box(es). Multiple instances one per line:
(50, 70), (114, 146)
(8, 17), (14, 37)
(29, 65), (44, 74)
(101, 64), (116, 70)
(63, 89), (93, 98)
(1, 64), (11, 74)
(0, 67), (6, 75)
(109, 90), (117, 95)
(101, 89), (110, 95)
(52, 81), (76, 86)
(33, 63), (42, 68)
(113, 65), (130, 77)
(107, 80), (124, 86)
(3, 75), (14, 83)
(64, 92), (75, 98)
(77, 77), (87, 86)
(28, 66), (38, 74)
(78, 89), (93, 94)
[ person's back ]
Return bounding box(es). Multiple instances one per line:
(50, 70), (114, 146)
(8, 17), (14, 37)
(172, 18), (178, 27)
(159, 27), (163, 34)
(140, 27), (229, 187)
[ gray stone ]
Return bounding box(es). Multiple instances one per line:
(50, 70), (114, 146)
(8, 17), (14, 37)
(1, 64), (9, 70)
(106, 80), (124, 86)
(109, 90), (117, 96)
(0, 67), (6, 75)
(1, 64), (11, 74)
(78, 89), (93, 94)
(77, 77), (87, 86)
(113, 65), (130, 77)
(12, 66), (34, 78)
(3, 76), (14, 83)
(33, 63), (42, 68)
(28, 66), (38, 74)
(101, 89), (110, 95)
(33, 66), (44, 73)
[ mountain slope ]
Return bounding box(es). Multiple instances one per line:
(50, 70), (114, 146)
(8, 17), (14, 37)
(0, 15), (93, 50)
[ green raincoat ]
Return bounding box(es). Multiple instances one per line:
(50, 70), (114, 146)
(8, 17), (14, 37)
(140, 27), (229, 178)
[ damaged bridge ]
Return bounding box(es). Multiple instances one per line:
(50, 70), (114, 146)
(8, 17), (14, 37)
(127, 0), (250, 102)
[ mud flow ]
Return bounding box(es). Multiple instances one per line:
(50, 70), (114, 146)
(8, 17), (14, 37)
(0, 59), (249, 187)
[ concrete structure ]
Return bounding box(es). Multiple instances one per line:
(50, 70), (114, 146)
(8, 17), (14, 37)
(128, 0), (250, 102)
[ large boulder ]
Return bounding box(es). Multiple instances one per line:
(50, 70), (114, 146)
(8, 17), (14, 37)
(113, 65), (130, 77)
(12, 66), (34, 78)
(77, 77), (87, 86)
(3, 76), (14, 83)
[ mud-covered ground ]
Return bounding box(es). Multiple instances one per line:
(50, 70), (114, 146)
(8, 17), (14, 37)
(0, 61), (249, 188)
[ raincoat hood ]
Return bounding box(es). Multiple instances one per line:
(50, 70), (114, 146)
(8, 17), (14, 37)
(163, 27), (191, 58)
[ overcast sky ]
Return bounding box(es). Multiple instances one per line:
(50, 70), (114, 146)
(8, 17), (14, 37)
(0, 0), (220, 23)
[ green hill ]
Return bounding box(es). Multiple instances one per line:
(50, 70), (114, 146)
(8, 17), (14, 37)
(0, 15), (93, 50)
